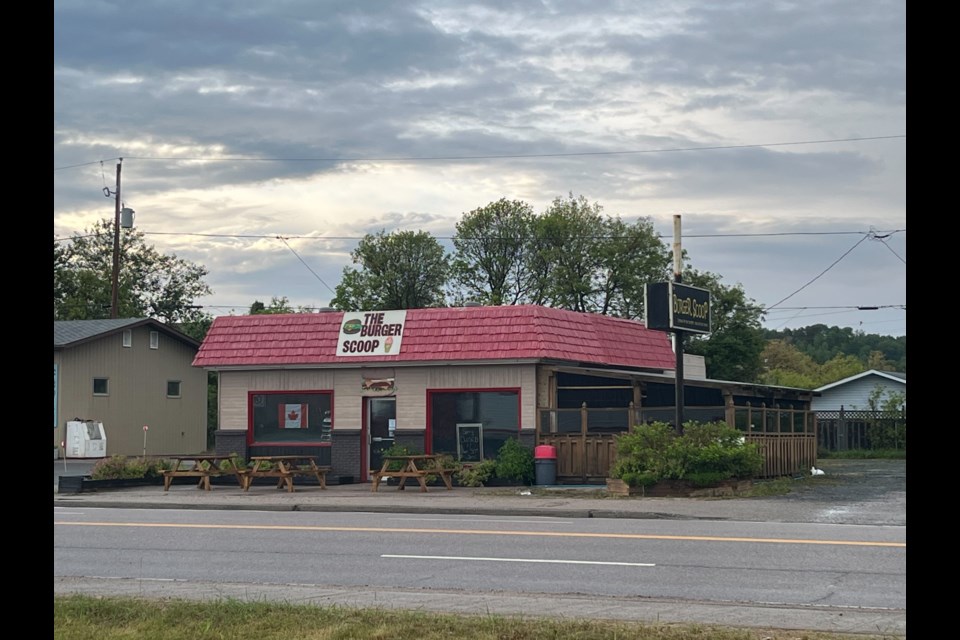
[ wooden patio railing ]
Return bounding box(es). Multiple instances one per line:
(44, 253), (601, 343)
(536, 402), (818, 482)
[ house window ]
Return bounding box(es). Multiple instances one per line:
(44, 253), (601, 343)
(250, 391), (333, 445)
(429, 389), (520, 460)
(122, 330), (132, 347)
(150, 331), (159, 349)
(93, 378), (109, 395)
(167, 380), (181, 398)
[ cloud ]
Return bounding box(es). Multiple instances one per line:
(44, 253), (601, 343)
(54, 0), (906, 336)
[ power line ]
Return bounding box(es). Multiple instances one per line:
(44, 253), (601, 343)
(276, 236), (337, 295)
(53, 135), (904, 171)
(53, 228), (906, 243)
(764, 234), (872, 311)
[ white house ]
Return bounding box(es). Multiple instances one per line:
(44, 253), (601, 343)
(811, 370), (906, 412)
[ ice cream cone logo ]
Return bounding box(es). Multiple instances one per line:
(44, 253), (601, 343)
(384, 336), (394, 352)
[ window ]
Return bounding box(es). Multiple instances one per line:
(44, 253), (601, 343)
(250, 392), (333, 445)
(122, 330), (132, 347)
(149, 331), (159, 349)
(93, 378), (109, 395)
(167, 380), (181, 398)
(429, 390), (520, 460)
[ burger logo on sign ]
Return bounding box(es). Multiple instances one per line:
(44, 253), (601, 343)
(342, 319), (362, 334)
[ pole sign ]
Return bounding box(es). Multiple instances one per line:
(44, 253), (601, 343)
(337, 310), (407, 356)
(645, 282), (712, 334)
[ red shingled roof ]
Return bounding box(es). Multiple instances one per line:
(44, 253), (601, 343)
(193, 305), (675, 371)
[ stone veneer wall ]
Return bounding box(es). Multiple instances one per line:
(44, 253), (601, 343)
(214, 430), (248, 459)
(331, 431), (361, 480)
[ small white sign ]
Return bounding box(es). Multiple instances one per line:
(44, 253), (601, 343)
(338, 310), (407, 357)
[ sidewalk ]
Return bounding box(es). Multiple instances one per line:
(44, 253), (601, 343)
(53, 458), (907, 526)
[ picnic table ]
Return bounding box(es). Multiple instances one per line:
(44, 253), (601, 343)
(370, 454), (455, 493)
(243, 455), (332, 493)
(162, 455), (246, 491)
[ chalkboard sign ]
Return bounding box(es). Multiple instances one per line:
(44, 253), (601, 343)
(456, 423), (483, 462)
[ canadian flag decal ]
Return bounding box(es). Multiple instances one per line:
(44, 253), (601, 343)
(281, 403), (308, 429)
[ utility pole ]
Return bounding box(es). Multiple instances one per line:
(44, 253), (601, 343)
(110, 160), (122, 318)
(673, 214), (685, 434)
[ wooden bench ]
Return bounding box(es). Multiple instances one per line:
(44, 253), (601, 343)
(371, 454), (455, 492)
(243, 455), (332, 493)
(162, 455), (246, 491)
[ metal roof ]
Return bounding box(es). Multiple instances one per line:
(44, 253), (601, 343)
(193, 305), (677, 371)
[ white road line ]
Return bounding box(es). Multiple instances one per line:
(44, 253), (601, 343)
(382, 554), (655, 567)
(387, 517), (575, 524)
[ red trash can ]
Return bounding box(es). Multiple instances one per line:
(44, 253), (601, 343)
(534, 445), (557, 485)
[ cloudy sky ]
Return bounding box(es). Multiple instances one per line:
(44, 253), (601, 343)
(53, 1), (906, 337)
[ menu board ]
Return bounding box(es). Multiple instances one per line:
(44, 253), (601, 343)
(456, 423), (483, 462)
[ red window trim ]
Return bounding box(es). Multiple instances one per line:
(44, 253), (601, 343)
(246, 389), (334, 447)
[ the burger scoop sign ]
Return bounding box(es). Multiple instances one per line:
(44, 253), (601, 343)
(338, 310), (407, 356)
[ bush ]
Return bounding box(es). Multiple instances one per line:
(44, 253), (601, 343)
(494, 438), (535, 485)
(456, 459), (496, 487)
(90, 456), (170, 480)
(608, 422), (677, 486)
(219, 453), (247, 471)
(610, 420), (763, 487)
(380, 444), (413, 471)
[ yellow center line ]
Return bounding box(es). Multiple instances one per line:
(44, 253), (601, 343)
(54, 521), (905, 548)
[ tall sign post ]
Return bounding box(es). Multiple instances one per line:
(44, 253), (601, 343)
(644, 215), (712, 433)
(672, 215), (684, 432)
(110, 161), (122, 318)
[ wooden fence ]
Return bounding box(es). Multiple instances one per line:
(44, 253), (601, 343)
(814, 409), (906, 452)
(536, 402), (818, 482)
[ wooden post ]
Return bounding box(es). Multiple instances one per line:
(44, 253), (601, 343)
(580, 402), (588, 483)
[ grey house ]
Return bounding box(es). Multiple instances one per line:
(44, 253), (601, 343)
(811, 369), (906, 411)
(54, 319), (207, 457)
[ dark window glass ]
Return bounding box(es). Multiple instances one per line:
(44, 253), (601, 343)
(167, 381), (181, 397)
(251, 392), (332, 444)
(430, 391), (519, 460)
(93, 378), (108, 395)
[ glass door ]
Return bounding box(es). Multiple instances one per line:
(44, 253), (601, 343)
(367, 397), (396, 474)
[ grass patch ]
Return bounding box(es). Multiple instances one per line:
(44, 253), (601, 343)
(53, 594), (894, 640)
(741, 477), (794, 497)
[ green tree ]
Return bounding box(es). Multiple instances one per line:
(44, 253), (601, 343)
(330, 230), (450, 311)
(682, 270), (766, 382)
(593, 216), (673, 319)
(530, 194), (606, 312)
(866, 350), (895, 371)
(54, 219), (212, 324)
(450, 198), (535, 305)
(249, 297), (299, 314)
(757, 340), (820, 388)
(818, 353), (865, 386)
(525, 194), (672, 317)
(761, 325), (906, 372)
(866, 384), (906, 412)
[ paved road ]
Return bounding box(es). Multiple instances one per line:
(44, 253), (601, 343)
(54, 457), (906, 636)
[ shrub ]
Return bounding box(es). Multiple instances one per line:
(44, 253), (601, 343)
(219, 454), (247, 472)
(610, 420), (763, 487)
(380, 444), (413, 471)
(456, 460), (496, 487)
(494, 438), (535, 485)
(90, 456), (170, 480)
(609, 422), (677, 486)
